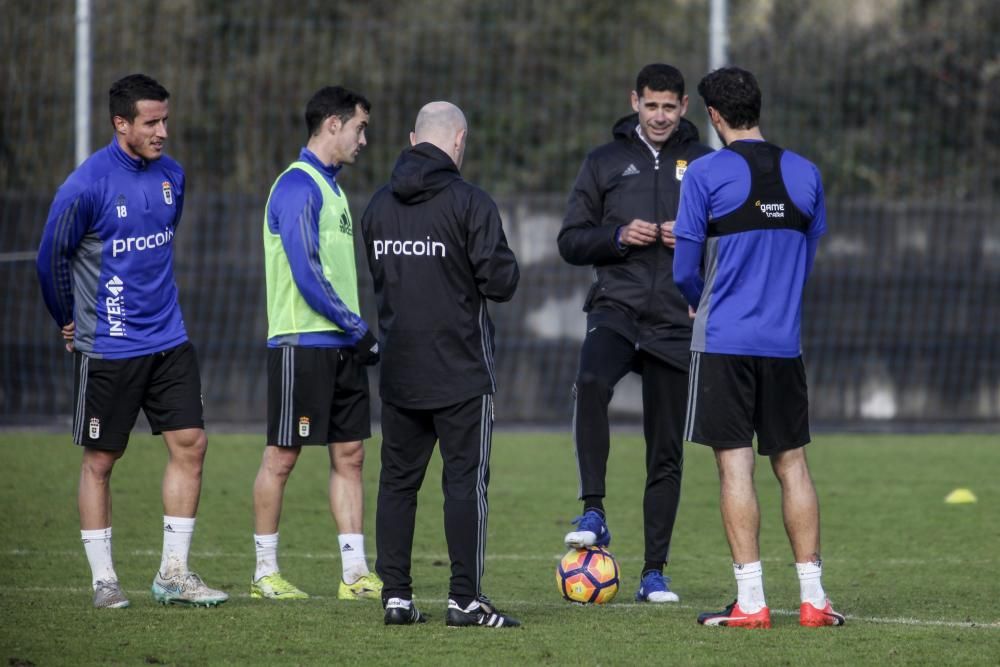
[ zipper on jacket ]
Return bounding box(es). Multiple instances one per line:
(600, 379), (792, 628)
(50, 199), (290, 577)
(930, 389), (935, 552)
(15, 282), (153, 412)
(638, 150), (662, 350)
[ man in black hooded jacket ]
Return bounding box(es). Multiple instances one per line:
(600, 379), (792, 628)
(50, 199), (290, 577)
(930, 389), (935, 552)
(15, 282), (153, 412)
(360, 101), (520, 628)
(558, 63), (712, 603)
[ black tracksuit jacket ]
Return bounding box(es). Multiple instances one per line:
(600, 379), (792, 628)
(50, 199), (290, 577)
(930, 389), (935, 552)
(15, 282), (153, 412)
(558, 115), (712, 369)
(361, 142), (520, 410)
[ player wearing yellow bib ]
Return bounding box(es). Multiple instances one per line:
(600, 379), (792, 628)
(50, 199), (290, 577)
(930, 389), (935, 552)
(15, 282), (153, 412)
(251, 86), (382, 602)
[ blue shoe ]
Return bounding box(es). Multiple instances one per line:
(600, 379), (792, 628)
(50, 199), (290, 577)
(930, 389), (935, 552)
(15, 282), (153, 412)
(635, 570), (679, 603)
(564, 510), (611, 548)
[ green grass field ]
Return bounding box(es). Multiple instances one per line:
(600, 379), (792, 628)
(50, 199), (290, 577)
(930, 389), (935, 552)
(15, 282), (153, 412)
(1, 431), (998, 665)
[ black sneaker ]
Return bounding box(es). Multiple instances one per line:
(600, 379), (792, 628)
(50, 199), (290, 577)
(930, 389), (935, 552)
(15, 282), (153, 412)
(445, 597), (521, 628)
(384, 597), (427, 625)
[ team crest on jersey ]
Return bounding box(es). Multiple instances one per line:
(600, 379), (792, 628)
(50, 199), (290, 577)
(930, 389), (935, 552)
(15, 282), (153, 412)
(89, 417), (101, 440)
(298, 417), (310, 438)
(162, 181), (173, 205)
(675, 160), (688, 181)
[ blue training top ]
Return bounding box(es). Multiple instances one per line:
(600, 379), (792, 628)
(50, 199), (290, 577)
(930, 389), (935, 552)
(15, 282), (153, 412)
(264, 147), (368, 348)
(36, 138), (188, 359)
(673, 139), (826, 357)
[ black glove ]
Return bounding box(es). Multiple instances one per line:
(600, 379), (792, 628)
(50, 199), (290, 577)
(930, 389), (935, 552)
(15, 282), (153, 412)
(352, 329), (380, 366)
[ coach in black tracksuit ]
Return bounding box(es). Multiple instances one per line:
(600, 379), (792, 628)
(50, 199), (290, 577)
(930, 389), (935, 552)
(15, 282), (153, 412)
(361, 102), (520, 627)
(558, 64), (712, 601)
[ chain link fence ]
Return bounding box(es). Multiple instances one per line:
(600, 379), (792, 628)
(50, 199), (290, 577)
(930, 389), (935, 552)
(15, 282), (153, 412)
(3, 0), (999, 428)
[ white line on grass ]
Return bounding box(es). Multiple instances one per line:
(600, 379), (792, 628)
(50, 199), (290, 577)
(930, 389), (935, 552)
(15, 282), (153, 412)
(11, 586), (1000, 629)
(8, 549), (998, 566)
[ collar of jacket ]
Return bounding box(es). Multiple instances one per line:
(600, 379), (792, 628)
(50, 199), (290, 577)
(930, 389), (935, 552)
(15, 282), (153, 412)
(610, 113), (701, 150)
(108, 137), (148, 171)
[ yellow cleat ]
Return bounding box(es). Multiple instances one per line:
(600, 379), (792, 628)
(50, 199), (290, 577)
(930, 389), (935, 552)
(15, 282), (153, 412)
(250, 572), (309, 600)
(338, 572), (383, 601)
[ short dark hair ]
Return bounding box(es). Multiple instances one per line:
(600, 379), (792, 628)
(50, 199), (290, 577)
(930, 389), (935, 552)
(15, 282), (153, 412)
(697, 67), (761, 130)
(635, 63), (685, 98)
(109, 74), (169, 124)
(305, 86), (371, 137)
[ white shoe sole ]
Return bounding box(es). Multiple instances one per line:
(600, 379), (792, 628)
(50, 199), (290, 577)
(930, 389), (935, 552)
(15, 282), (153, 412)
(564, 530), (597, 548)
(643, 591), (680, 603)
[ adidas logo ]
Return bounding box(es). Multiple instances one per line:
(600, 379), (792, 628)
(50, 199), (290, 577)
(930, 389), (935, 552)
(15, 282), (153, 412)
(342, 544), (354, 552)
(164, 524), (174, 532)
(621, 163), (640, 177)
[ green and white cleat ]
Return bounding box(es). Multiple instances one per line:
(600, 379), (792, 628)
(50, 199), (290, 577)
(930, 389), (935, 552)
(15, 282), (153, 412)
(250, 572), (309, 600)
(338, 572), (383, 600)
(151, 570), (229, 607)
(93, 579), (130, 608)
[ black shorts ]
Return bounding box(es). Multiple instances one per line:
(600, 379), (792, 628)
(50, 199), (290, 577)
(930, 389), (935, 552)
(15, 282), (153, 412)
(267, 346), (371, 446)
(73, 342), (204, 450)
(684, 351), (810, 456)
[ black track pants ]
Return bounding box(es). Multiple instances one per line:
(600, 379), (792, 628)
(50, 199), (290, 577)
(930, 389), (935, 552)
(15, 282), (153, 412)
(573, 327), (687, 564)
(375, 394), (492, 607)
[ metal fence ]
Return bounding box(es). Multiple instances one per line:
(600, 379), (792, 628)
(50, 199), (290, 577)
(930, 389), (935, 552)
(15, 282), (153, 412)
(3, 0), (999, 429)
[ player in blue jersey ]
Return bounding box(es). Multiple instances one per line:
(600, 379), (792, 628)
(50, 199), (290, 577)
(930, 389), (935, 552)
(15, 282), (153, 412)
(36, 74), (227, 609)
(673, 67), (844, 629)
(250, 86), (383, 603)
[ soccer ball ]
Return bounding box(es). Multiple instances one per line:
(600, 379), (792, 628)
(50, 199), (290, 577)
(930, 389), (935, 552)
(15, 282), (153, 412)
(556, 546), (620, 604)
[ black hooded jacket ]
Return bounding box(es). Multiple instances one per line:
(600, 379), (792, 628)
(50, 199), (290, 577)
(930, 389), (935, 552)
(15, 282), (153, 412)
(360, 142), (519, 409)
(557, 115), (712, 368)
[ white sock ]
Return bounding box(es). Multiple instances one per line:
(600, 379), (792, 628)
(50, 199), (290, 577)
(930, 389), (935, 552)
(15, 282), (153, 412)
(734, 561), (766, 613)
(796, 559), (827, 607)
(339, 533), (369, 584)
(254, 533), (279, 581)
(81, 527), (116, 587)
(160, 515), (195, 575)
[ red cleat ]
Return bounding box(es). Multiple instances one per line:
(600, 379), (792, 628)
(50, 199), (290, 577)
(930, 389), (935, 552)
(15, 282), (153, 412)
(698, 600), (771, 628)
(800, 599), (846, 627)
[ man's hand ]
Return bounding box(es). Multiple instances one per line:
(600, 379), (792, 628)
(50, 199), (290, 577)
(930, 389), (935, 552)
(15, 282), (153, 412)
(688, 306), (697, 320)
(660, 220), (677, 249)
(61, 321), (75, 352)
(618, 219), (659, 247)
(352, 330), (380, 366)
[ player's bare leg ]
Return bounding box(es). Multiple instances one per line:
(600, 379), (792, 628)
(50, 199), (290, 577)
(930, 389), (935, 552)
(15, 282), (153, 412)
(79, 448), (129, 607)
(715, 447), (760, 564)
(162, 428), (206, 518)
(329, 440), (381, 599)
(698, 447), (769, 627)
(151, 428), (228, 606)
(770, 447), (844, 626)
(253, 445), (302, 535)
(249, 445), (308, 599)
(79, 448), (123, 530)
(769, 448), (820, 562)
(328, 440), (364, 534)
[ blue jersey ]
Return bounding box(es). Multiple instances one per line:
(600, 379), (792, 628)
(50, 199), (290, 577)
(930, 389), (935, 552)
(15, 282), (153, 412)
(36, 138), (188, 359)
(673, 140), (826, 357)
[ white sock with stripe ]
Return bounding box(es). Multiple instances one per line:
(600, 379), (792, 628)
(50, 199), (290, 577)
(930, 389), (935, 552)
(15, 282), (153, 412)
(734, 561), (766, 613)
(339, 533), (369, 584)
(160, 515), (195, 576)
(796, 559), (827, 607)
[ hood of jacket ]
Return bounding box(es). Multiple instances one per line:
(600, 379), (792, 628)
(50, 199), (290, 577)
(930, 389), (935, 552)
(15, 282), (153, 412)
(611, 113), (701, 148)
(390, 142), (462, 204)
